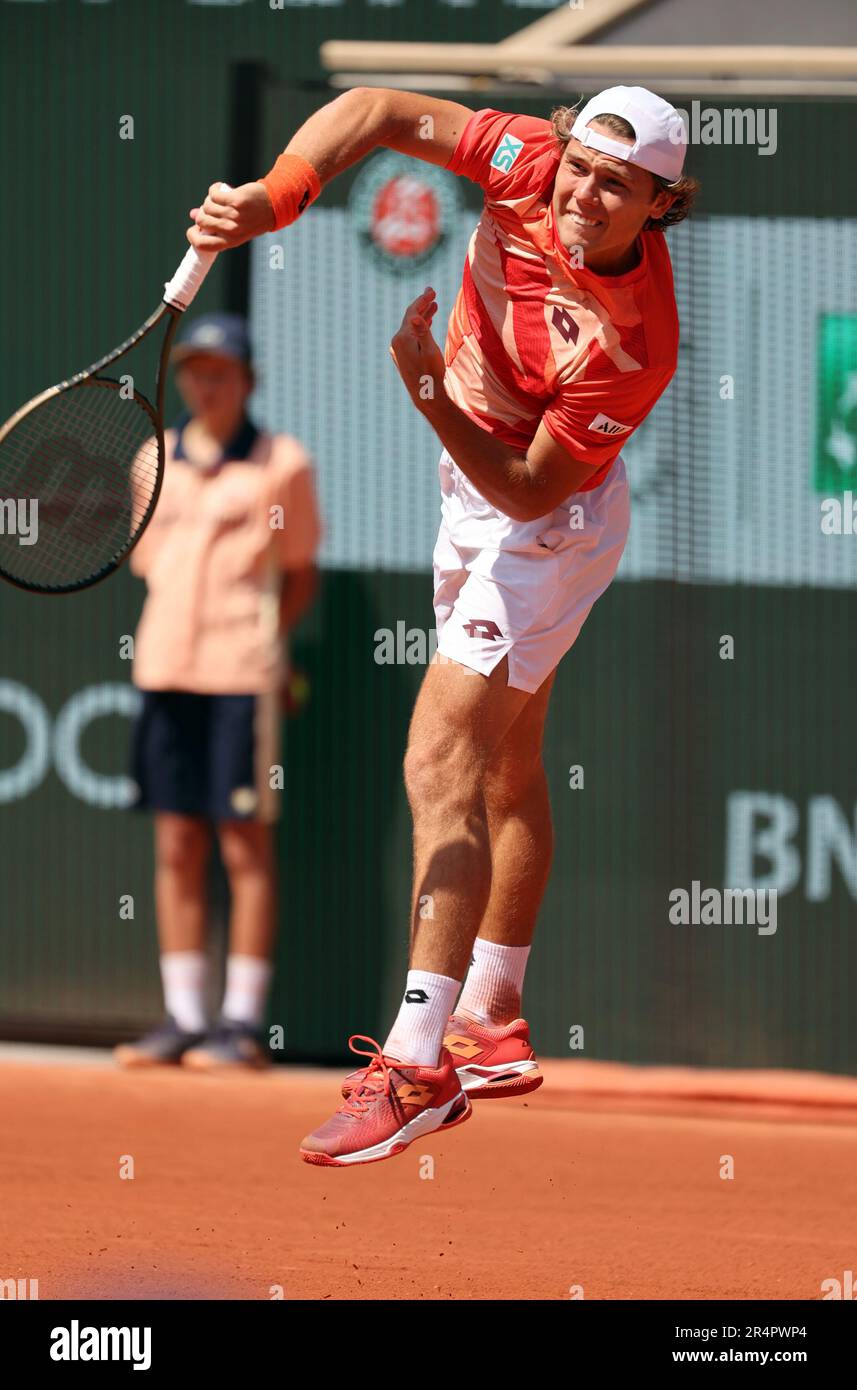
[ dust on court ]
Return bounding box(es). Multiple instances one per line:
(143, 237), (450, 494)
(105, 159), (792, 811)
(3, 1057), (857, 1300)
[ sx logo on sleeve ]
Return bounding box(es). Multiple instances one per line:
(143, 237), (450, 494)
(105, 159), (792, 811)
(490, 135), (524, 173)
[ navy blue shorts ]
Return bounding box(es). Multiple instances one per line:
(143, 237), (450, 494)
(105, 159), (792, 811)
(130, 690), (282, 823)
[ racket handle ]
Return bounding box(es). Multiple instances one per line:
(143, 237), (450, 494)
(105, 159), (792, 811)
(163, 182), (233, 310)
(163, 247), (217, 311)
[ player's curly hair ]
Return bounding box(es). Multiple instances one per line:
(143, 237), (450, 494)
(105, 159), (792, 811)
(549, 103), (700, 232)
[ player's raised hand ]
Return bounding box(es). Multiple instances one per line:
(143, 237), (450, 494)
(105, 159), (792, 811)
(389, 288), (446, 406)
(187, 181), (275, 252)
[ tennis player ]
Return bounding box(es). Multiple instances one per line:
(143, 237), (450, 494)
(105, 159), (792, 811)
(187, 85), (697, 1161)
(115, 312), (322, 1072)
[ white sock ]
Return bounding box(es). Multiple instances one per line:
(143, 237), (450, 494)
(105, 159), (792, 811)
(221, 954), (272, 1028)
(456, 938), (531, 1026)
(160, 951), (209, 1033)
(383, 970), (462, 1068)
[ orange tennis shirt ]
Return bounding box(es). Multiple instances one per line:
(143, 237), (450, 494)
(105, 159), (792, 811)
(130, 418), (322, 695)
(442, 107), (680, 491)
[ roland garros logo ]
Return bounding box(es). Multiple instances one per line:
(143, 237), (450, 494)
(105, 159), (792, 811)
(349, 150), (460, 274)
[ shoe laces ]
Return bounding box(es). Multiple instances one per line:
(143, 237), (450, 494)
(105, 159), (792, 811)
(340, 1036), (399, 1117)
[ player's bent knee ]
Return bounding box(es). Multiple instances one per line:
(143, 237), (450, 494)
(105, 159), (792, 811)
(403, 735), (481, 811)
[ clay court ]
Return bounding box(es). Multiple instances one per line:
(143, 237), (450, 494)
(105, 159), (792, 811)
(3, 1052), (856, 1301)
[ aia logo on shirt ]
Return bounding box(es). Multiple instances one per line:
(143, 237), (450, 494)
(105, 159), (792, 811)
(490, 134), (524, 173)
(588, 413), (633, 437)
(463, 619), (503, 641)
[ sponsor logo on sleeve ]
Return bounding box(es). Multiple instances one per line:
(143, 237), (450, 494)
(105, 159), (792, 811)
(588, 413), (633, 437)
(490, 134), (524, 173)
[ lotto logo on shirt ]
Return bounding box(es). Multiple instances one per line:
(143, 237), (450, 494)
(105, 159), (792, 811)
(490, 134), (524, 173)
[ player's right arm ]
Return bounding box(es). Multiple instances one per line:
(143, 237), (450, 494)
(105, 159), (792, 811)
(188, 88), (473, 253)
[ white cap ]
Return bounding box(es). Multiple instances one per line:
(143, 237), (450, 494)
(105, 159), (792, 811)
(570, 85), (687, 183)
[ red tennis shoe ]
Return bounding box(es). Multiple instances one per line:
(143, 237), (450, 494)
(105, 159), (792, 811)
(441, 1014), (543, 1098)
(342, 1015), (543, 1101)
(300, 1035), (472, 1167)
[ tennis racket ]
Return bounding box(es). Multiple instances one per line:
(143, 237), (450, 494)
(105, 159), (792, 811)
(0, 225), (223, 595)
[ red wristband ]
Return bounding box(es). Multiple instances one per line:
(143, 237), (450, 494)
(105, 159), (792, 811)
(260, 152), (321, 231)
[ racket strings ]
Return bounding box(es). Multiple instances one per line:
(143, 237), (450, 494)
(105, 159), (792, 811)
(0, 379), (160, 590)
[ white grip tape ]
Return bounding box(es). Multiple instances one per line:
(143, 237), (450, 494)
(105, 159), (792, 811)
(163, 246), (217, 311)
(163, 183), (232, 310)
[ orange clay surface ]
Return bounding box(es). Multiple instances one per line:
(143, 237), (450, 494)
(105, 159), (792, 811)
(2, 1056), (857, 1301)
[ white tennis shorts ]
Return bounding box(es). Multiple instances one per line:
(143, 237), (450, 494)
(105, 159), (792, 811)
(432, 446), (630, 693)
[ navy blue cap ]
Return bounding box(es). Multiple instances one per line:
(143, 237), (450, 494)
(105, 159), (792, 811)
(171, 312), (252, 365)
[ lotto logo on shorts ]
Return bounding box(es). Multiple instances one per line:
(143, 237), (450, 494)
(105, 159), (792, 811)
(463, 619), (503, 641)
(490, 134), (524, 173)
